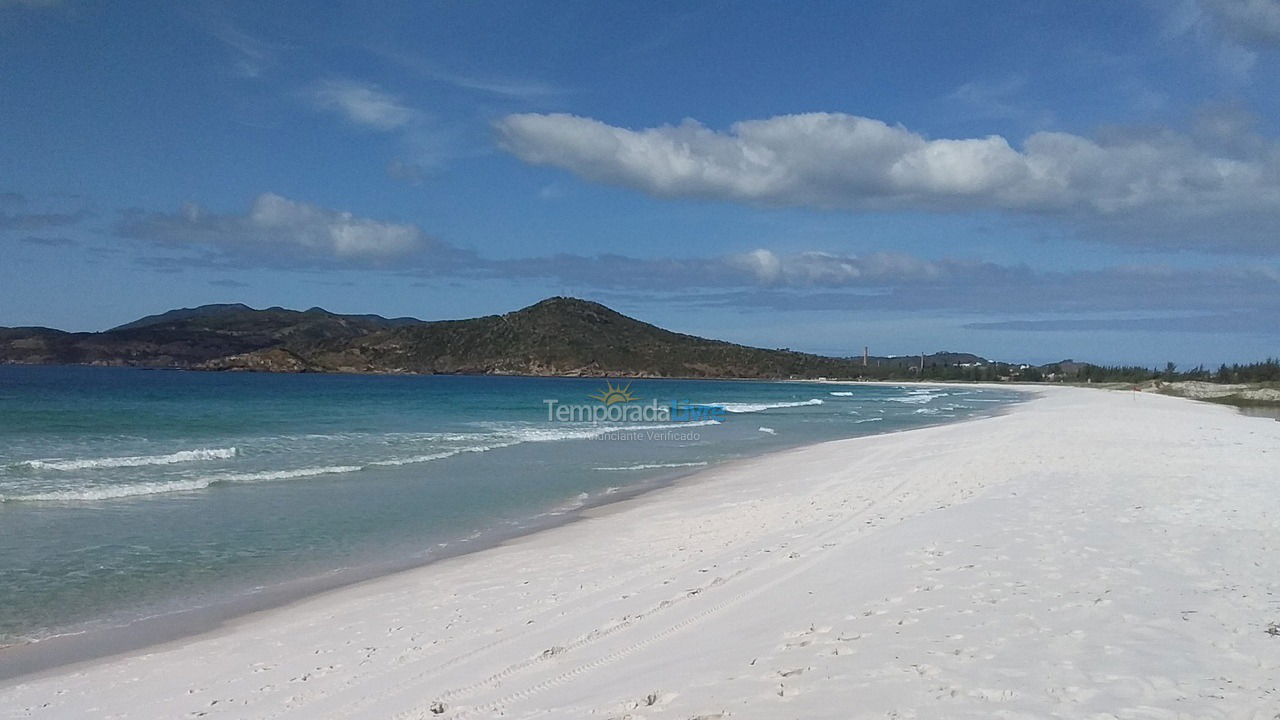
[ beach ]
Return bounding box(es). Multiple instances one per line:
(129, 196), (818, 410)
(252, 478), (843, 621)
(2, 384), (1277, 718)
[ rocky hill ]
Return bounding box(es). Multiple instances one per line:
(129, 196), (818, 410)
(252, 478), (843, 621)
(0, 297), (987, 379)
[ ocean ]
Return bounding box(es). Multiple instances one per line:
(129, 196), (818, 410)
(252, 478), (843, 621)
(0, 365), (1022, 647)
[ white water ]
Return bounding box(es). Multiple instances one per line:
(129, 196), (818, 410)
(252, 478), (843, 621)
(594, 462), (709, 472)
(19, 447), (238, 471)
(710, 399), (824, 413)
(2, 421), (727, 503)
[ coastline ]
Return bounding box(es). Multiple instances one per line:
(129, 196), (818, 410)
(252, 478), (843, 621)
(3, 385), (1277, 717)
(0, 382), (1022, 681)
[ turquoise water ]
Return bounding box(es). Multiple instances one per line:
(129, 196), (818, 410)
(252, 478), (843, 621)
(0, 366), (1021, 645)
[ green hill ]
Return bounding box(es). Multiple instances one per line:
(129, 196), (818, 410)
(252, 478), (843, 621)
(0, 297), (987, 379)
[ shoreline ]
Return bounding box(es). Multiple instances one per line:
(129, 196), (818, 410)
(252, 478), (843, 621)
(5, 386), (1275, 717)
(0, 454), (700, 681)
(0, 382), (1023, 682)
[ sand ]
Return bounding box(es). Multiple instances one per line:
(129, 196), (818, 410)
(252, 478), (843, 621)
(2, 385), (1277, 719)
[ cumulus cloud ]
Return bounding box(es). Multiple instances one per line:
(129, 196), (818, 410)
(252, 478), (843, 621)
(118, 192), (465, 268)
(311, 79), (418, 131)
(496, 112), (1280, 252)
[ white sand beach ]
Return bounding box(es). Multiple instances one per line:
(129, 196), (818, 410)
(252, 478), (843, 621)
(2, 385), (1277, 719)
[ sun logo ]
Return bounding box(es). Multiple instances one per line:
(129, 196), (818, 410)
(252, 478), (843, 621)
(589, 381), (637, 406)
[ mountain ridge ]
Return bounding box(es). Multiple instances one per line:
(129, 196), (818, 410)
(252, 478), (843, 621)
(0, 297), (987, 379)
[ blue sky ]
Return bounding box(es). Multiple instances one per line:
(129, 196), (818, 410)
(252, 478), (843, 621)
(2, 0), (1279, 366)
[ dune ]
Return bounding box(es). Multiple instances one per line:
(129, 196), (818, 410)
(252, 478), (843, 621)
(2, 385), (1277, 718)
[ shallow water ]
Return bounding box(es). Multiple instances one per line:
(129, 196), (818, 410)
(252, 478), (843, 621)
(0, 366), (1022, 644)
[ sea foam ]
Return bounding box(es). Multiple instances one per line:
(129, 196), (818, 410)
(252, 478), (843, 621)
(593, 461), (709, 471)
(0, 464), (362, 503)
(707, 399), (824, 413)
(19, 447), (238, 471)
(4, 421), (725, 502)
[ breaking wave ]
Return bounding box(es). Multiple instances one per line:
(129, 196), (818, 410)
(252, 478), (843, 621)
(3, 421), (722, 503)
(18, 447), (238, 471)
(706, 399), (824, 413)
(1, 465), (361, 503)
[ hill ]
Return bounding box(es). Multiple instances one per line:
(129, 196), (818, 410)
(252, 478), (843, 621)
(0, 297), (986, 379)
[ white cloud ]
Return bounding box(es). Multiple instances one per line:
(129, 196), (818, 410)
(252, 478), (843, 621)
(497, 112), (1280, 251)
(308, 79), (456, 171)
(482, 248), (1010, 292)
(244, 193), (420, 258)
(119, 193), (450, 267)
(311, 79), (417, 131)
(722, 250), (954, 287)
(108, 189), (1280, 330)
(1167, 1), (1279, 82)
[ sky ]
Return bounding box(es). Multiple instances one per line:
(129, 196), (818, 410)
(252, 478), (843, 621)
(2, 0), (1279, 366)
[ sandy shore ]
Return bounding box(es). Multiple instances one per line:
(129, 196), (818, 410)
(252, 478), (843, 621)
(2, 386), (1278, 718)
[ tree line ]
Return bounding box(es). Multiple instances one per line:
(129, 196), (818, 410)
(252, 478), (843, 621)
(840, 358), (1280, 384)
(1073, 358), (1280, 384)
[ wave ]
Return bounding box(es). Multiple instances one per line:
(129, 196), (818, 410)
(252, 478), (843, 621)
(706, 399), (824, 413)
(544, 491), (593, 516)
(593, 461), (709, 472)
(18, 447), (237, 471)
(4, 421), (724, 503)
(828, 391), (855, 396)
(2, 478), (217, 502)
(482, 419), (721, 443)
(851, 417), (884, 424)
(884, 394), (938, 405)
(1, 464), (362, 503)
(375, 420), (723, 468)
(368, 450), (478, 467)
(210, 465), (363, 484)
